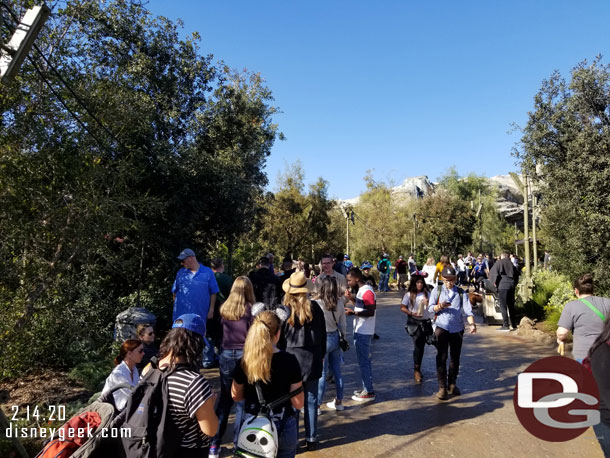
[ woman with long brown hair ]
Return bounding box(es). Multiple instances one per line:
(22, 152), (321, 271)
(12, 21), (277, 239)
(209, 276), (255, 457)
(101, 339), (144, 411)
(278, 271), (326, 451)
(232, 311), (304, 458)
(400, 274), (432, 383)
(316, 275), (346, 411)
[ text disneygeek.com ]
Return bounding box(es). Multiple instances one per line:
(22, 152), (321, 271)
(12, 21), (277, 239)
(5, 425), (132, 440)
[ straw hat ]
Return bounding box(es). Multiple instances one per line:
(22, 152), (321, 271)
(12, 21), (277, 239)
(282, 271), (313, 294)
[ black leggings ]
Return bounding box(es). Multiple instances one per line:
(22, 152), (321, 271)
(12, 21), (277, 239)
(411, 328), (427, 367)
(435, 327), (464, 386)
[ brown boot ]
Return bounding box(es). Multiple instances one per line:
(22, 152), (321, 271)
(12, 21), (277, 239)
(448, 384), (461, 396)
(414, 368), (423, 384)
(436, 385), (448, 400)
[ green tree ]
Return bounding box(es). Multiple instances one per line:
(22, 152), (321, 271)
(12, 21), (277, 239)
(0, 0), (279, 377)
(515, 57), (610, 293)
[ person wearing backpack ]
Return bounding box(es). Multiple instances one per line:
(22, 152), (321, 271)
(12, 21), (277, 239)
(557, 273), (610, 363)
(277, 271), (326, 452)
(377, 253), (391, 292)
(232, 311), (305, 458)
(428, 265), (477, 401)
(158, 314), (218, 457)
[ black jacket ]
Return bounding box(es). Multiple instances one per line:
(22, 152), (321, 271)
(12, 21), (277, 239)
(249, 267), (282, 309)
(489, 258), (519, 290)
(278, 301), (327, 382)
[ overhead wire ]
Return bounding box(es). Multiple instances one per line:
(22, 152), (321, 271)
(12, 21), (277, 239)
(0, 1), (132, 156)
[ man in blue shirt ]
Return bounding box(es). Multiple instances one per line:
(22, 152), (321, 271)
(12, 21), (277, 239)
(172, 249), (220, 321)
(428, 265), (476, 400)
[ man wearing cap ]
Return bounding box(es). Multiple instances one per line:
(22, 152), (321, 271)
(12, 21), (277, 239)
(360, 262), (377, 289)
(395, 256), (408, 291)
(428, 265), (477, 400)
(315, 254), (347, 297)
(172, 248), (220, 332)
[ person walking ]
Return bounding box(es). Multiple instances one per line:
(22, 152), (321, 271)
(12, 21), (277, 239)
(278, 271), (326, 451)
(377, 254), (391, 292)
(488, 252), (520, 331)
(428, 266), (477, 400)
(586, 317), (610, 456)
(344, 267), (377, 402)
(557, 273), (610, 363)
(400, 274), (432, 384)
(232, 311), (304, 458)
(316, 276), (347, 411)
(209, 276), (255, 458)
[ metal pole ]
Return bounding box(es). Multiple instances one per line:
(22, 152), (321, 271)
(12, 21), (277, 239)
(532, 193), (538, 271)
(346, 214), (349, 255)
(523, 173), (531, 284)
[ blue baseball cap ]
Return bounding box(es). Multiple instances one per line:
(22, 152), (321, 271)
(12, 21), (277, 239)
(177, 248), (196, 260)
(172, 314), (206, 337)
(360, 261), (373, 269)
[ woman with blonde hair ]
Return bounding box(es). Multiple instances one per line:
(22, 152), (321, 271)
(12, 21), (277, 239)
(422, 257), (437, 289)
(278, 271), (326, 451)
(209, 276), (255, 457)
(232, 311), (304, 458)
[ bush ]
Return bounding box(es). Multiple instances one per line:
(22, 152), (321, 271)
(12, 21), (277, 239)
(68, 359), (114, 391)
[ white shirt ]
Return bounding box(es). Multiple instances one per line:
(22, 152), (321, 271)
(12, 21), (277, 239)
(401, 291), (433, 320)
(422, 265), (437, 286)
(101, 361), (139, 410)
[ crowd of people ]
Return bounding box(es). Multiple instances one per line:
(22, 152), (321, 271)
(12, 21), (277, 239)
(99, 248), (610, 457)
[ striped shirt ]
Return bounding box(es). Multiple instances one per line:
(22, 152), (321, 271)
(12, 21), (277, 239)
(166, 368), (213, 449)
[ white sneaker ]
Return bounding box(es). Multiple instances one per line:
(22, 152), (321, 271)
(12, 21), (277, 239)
(326, 399), (344, 411)
(208, 445), (220, 458)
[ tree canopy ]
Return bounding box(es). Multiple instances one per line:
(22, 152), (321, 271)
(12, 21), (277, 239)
(515, 57), (610, 293)
(0, 0), (279, 377)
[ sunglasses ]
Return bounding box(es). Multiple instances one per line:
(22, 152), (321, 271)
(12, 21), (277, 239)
(143, 331), (154, 337)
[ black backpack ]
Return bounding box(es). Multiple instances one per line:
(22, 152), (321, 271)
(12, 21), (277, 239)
(377, 260), (388, 273)
(114, 364), (186, 458)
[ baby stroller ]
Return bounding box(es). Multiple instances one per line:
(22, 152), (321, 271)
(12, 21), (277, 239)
(35, 384), (131, 458)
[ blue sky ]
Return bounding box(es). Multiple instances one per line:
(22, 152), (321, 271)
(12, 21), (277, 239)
(146, 0), (610, 199)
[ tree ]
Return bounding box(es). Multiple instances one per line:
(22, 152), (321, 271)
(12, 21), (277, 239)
(515, 57), (610, 292)
(0, 0), (279, 377)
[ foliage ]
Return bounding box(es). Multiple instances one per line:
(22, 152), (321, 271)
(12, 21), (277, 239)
(519, 269), (574, 324)
(515, 57), (610, 294)
(0, 0), (279, 378)
(68, 359), (114, 391)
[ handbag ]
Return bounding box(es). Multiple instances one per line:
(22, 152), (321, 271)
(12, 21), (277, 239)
(331, 309), (349, 352)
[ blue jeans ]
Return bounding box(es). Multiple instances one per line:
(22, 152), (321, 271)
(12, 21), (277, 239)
(211, 349), (244, 448)
(379, 272), (390, 292)
(594, 421), (610, 457)
(202, 336), (218, 367)
(318, 331), (344, 402)
(354, 332), (374, 393)
(301, 379), (319, 442)
(276, 412), (298, 458)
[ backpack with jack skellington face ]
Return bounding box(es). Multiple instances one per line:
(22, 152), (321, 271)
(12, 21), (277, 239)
(234, 382), (303, 458)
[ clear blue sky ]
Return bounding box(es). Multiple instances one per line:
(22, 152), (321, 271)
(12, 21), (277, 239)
(146, 0), (610, 200)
